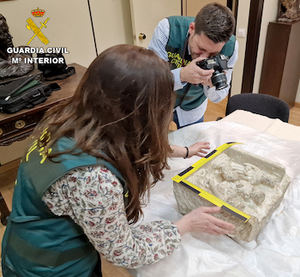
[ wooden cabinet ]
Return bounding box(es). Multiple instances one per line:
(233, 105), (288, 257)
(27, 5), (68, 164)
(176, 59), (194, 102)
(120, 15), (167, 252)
(259, 20), (300, 106)
(0, 64), (85, 147)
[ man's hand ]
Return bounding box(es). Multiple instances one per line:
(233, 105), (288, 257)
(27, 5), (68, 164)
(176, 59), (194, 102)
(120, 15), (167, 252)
(175, 206), (235, 236)
(180, 57), (214, 87)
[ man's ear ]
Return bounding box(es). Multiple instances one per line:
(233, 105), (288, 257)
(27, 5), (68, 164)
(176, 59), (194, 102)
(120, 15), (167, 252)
(188, 22), (195, 35)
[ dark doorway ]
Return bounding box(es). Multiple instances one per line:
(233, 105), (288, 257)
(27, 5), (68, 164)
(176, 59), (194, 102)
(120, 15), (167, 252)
(241, 0), (265, 93)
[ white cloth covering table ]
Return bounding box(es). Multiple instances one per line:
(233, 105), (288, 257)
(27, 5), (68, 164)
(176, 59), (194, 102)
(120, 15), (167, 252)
(130, 111), (300, 277)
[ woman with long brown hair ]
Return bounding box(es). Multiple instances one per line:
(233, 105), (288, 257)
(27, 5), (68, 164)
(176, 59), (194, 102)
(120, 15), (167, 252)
(1, 45), (234, 277)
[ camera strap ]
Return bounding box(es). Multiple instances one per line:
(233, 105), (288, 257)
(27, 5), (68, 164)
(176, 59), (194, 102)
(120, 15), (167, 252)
(179, 83), (191, 107)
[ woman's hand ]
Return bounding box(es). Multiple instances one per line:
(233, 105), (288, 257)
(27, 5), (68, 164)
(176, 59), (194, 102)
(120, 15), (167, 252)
(170, 142), (210, 158)
(175, 206), (235, 236)
(188, 142), (210, 158)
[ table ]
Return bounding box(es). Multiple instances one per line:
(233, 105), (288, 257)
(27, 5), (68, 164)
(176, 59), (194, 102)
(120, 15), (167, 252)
(220, 110), (300, 141)
(131, 111), (300, 277)
(0, 63), (85, 146)
(0, 63), (86, 224)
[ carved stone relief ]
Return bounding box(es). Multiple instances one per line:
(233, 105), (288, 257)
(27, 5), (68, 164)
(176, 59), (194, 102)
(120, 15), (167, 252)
(173, 147), (290, 242)
(278, 0), (300, 22)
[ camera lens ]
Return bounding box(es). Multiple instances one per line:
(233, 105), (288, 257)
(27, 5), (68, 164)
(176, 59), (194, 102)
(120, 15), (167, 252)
(211, 72), (228, 90)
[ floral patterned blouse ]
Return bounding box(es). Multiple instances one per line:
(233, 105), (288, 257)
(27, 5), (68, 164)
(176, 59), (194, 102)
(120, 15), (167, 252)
(42, 165), (181, 268)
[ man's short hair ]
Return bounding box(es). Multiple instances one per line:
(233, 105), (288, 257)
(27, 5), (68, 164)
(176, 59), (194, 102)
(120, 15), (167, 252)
(194, 3), (235, 43)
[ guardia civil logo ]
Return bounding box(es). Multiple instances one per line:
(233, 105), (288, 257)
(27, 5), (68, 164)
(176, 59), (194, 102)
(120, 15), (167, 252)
(8, 8), (69, 65)
(26, 7), (50, 45)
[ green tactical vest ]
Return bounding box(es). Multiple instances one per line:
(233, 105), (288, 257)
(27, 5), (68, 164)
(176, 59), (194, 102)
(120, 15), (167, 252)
(1, 131), (128, 277)
(166, 16), (236, 111)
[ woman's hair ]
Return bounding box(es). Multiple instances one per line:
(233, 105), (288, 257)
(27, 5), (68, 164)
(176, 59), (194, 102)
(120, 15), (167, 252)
(194, 3), (235, 43)
(36, 44), (175, 223)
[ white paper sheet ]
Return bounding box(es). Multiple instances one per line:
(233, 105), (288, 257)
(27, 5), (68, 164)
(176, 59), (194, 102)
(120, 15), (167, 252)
(130, 121), (300, 277)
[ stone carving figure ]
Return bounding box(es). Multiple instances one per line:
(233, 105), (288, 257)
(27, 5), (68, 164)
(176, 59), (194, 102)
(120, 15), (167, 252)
(278, 0), (300, 22)
(0, 14), (33, 79)
(0, 14), (14, 60)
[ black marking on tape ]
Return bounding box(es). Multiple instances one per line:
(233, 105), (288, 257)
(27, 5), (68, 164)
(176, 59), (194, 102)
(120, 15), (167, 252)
(226, 142), (235, 144)
(178, 166), (193, 176)
(221, 205), (247, 222)
(180, 181), (200, 194)
(204, 150), (217, 158)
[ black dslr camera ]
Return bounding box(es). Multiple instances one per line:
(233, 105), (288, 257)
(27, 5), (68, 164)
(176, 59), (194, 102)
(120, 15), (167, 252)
(196, 54), (230, 90)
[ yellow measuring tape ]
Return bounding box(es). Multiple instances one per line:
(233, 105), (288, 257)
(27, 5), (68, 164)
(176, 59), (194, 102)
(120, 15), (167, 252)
(172, 142), (251, 222)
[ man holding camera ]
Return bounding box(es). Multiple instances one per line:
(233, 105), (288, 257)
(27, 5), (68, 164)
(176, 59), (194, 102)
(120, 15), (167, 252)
(149, 3), (238, 128)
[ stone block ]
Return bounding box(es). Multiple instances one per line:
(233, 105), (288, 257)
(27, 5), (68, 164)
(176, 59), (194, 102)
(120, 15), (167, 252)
(173, 146), (290, 242)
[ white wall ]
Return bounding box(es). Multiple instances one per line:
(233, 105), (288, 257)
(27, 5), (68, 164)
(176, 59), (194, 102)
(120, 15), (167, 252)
(231, 0), (251, 95)
(0, 0), (133, 164)
(90, 0), (133, 53)
(296, 80), (300, 103)
(0, 0), (133, 67)
(0, 0), (95, 67)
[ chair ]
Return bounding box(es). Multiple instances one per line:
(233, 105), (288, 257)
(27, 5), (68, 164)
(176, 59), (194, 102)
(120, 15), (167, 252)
(225, 93), (290, 122)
